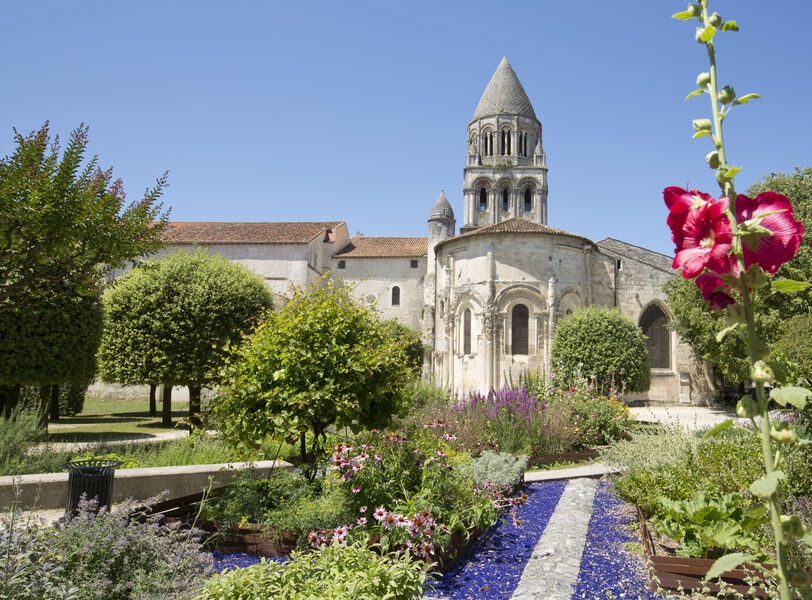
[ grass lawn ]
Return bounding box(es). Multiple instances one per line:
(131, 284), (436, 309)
(47, 397), (190, 443)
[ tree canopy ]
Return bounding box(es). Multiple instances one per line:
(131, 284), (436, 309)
(550, 306), (650, 393)
(213, 281), (413, 463)
(97, 250), (274, 424)
(0, 123), (169, 307)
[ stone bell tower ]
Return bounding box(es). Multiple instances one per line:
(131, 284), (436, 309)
(462, 57), (548, 233)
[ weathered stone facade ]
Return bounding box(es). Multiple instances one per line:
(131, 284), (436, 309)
(153, 58), (712, 405)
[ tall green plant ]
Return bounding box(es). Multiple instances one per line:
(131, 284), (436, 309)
(667, 3), (812, 596)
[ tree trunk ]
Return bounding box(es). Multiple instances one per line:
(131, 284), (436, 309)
(161, 384), (173, 427)
(149, 384), (157, 417)
(0, 384), (21, 420)
(48, 384), (60, 422)
(38, 385), (50, 432)
(188, 383), (202, 429)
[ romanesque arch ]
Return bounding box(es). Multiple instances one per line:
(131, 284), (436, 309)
(639, 302), (672, 370)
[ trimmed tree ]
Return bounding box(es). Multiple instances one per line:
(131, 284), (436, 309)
(550, 306), (650, 393)
(213, 281), (412, 467)
(0, 123), (168, 423)
(97, 250), (273, 426)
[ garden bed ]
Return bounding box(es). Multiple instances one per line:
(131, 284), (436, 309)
(638, 505), (775, 598)
(135, 485), (484, 573)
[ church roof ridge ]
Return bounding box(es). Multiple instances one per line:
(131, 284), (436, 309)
(472, 57), (537, 121)
(438, 217), (594, 249)
(334, 236), (427, 258)
(164, 221), (344, 245)
(596, 237), (675, 272)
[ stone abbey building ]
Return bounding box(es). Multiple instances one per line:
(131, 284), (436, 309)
(161, 58), (710, 405)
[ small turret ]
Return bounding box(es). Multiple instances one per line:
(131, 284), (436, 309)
(428, 190), (455, 253)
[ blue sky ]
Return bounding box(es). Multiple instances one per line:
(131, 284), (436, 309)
(1, 1), (810, 256)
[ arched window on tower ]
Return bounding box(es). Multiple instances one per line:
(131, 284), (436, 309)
(511, 304), (529, 355)
(501, 129), (512, 155)
(483, 132), (493, 157)
(391, 286), (400, 307)
(640, 305), (670, 369)
(524, 188), (533, 213)
(479, 188), (488, 212)
(519, 131), (528, 157)
(463, 309), (472, 354)
(502, 189), (509, 213)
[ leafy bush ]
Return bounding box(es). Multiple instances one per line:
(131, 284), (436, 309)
(468, 450), (528, 488)
(0, 496), (213, 600)
(199, 539), (429, 600)
(551, 306), (651, 393)
(653, 491), (770, 559)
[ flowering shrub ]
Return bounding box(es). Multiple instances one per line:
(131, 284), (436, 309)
(0, 496), (213, 600)
(667, 3), (811, 595)
(305, 427), (526, 565)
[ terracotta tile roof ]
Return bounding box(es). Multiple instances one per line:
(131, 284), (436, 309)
(334, 237), (427, 258)
(597, 238), (675, 272)
(438, 217), (594, 249)
(163, 222), (344, 245)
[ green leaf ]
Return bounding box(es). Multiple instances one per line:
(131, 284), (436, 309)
(773, 278), (811, 293)
(769, 386), (810, 410)
(692, 130), (711, 139)
(721, 20), (740, 32)
(727, 165), (742, 178)
(702, 418), (734, 440)
(698, 25), (717, 43)
(672, 9), (696, 21)
(749, 471), (785, 499)
(705, 552), (755, 581)
(732, 92), (760, 105)
(685, 88), (704, 100)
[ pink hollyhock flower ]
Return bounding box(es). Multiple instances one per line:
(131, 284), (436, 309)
(695, 272), (735, 310)
(735, 191), (803, 274)
(665, 189), (733, 278)
(664, 186), (717, 247)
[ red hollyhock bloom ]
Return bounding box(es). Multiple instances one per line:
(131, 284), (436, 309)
(734, 192), (804, 275)
(664, 186), (717, 248)
(670, 194), (734, 279)
(695, 272), (735, 310)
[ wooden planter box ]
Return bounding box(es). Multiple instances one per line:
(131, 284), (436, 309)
(638, 506), (776, 598)
(132, 486), (484, 572)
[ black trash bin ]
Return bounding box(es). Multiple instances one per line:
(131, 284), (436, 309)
(63, 459), (123, 516)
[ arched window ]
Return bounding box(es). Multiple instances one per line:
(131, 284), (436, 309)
(501, 189), (509, 213)
(518, 131), (528, 157)
(501, 129), (512, 155)
(640, 305), (670, 369)
(391, 286), (400, 307)
(511, 304), (529, 355)
(524, 188), (533, 212)
(479, 188), (488, 212)
(483, 132), (493, 157)
(463, 309), (472, 354)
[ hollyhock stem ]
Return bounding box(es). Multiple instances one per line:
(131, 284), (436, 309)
(740, 282), (792, 600)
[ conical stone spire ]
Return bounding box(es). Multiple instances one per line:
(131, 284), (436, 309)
(472, 57), (536, 121)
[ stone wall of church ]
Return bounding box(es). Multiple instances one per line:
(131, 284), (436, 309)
(601, 251), (715, 405)
(155, 243), (314, 303)
(334, 257), (425, 330)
